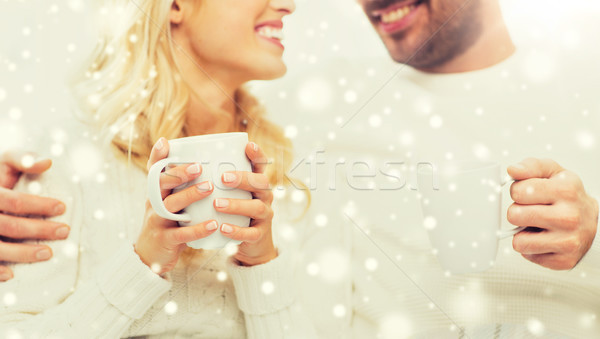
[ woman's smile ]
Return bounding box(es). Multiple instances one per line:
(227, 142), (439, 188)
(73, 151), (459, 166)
(255, 20), (285, 50)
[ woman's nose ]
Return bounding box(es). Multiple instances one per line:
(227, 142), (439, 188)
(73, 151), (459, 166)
(270, 0), (296, 15)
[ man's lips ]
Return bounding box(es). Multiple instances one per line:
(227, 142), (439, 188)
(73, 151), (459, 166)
(370, 0), (424, 34)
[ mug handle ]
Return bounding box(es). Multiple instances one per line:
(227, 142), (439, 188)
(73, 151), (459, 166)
(147, 157), (192, 223)
(496, 175), (527, 239)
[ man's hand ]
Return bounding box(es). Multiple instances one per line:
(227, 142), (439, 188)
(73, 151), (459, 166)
(0, 151), (69, 282)
(508, 158), (599, 270)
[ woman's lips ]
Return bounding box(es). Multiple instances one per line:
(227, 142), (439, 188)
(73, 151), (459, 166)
(255, 21), (284, 49)
(373, 0), (423, 34)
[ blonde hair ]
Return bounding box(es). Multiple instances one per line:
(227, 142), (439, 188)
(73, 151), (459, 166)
(72, 0), (298, 189)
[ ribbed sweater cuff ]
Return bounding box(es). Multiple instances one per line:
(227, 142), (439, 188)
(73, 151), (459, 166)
(95, 243), (172, 319)
(578, 216), (600, 268)
(227, 249), (295, 315)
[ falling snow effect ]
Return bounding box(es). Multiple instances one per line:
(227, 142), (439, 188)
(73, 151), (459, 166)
(0, 1), (599, 338)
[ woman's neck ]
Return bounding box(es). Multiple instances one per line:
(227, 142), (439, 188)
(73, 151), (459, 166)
(185, 85), (238, 136)
(173, 46), (242, 136)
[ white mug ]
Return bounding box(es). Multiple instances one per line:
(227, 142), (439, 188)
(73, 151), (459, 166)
(148, 133), (252, 250)
(417, 161), (526, 274)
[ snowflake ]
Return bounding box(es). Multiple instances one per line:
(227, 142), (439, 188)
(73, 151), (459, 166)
(216, 271), (227, 282)
(423, 216), (437, 230)
(526, 318), (546, 337)
(315, 214), (328, 227)
(261, 281), (275, 295)
(164, 301), (178, 315)
(364, 258), (378, 271)
(332, 304), (346, 318)
(3, 293), (17, 306)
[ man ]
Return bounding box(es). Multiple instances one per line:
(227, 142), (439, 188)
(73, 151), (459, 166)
(0, 153), (68, 281)
(260, 0), (599, 337)
(356, 0), (598, 271)
(343, 0), (600, 337)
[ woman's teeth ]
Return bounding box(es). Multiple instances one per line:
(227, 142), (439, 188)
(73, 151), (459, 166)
(380, 5), (416, 24)
(256, 27), (283, 41)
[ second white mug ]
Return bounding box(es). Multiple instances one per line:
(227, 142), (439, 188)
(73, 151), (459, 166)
(417, 161), (525, 274)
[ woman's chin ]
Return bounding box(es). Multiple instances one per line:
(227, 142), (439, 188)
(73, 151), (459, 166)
(254, 63), (287, 81)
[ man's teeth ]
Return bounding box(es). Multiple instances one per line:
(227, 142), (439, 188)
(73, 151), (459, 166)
(256, 27), (283, 40)
(380, 5), (416, 24)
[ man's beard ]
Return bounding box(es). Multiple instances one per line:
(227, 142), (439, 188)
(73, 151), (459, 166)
(371, 0), (484, 70)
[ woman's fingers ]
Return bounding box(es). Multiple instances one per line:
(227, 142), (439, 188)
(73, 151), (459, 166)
(214, 198), (273, 220)
(245, 142), (269, 174)
(147, 138), (169, 171)
(221, 171), (272, 202)
(159, 163), (203, 190)
(220, 223), (263, 243)
(163, 182), (213, 213)
(167, 220), (218, 245)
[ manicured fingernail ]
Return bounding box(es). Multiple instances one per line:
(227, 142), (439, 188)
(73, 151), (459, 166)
(512, 163), (526, 170)
(221, 224), (233, 234)
(155, 138), (164, 150)
(36, 249), (52, 260)
(0, 271), (12, 281)
(55, 226), (70, 239)
(187, 163), (201, 175)
(54, 203), (66, 215)
(197, 182), (212, 191)
(223, 173), (236, 183)
(206, 221), (218, 231)
(35, 156), (51, 164)
(215, 199), (229, 208)
(250, 142), (259, 152)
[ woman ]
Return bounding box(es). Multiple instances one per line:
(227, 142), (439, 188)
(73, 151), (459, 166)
(0, 0), (314, 337)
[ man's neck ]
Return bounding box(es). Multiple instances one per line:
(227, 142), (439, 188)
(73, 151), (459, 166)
(418, 2), (516, 74)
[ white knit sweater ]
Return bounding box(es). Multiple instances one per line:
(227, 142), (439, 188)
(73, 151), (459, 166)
(0, 122), (315, 339)
(258, 49), (600, 338)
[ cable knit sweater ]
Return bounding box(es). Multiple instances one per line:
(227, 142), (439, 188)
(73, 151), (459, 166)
(0, 122), (315, 339)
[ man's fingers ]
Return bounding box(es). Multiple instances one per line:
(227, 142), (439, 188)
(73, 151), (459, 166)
(510, 178), (556, 205)
(163, 182), (213, 213)
(512, 229), (567, 255)
(220, 223), (262, 243)
(146, 138), (169, 171)
(508, 158), (564, 181)
(0, 188), (66, 217)
(167, 220), (218, 244)
(0, 242), (53, 263)
(507, 204), (559, 229)
(245, 142), (269, 174)
(1, 151), (52, 175)
(0, 265), (13, 281)
(0, 214), (70, 240)
(521, 253), (578, 271)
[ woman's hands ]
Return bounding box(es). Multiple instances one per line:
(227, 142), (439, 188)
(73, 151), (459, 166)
(135, 138), (217, 275)
(215, 142), (277, 267)
(135, 139), (277, 275)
